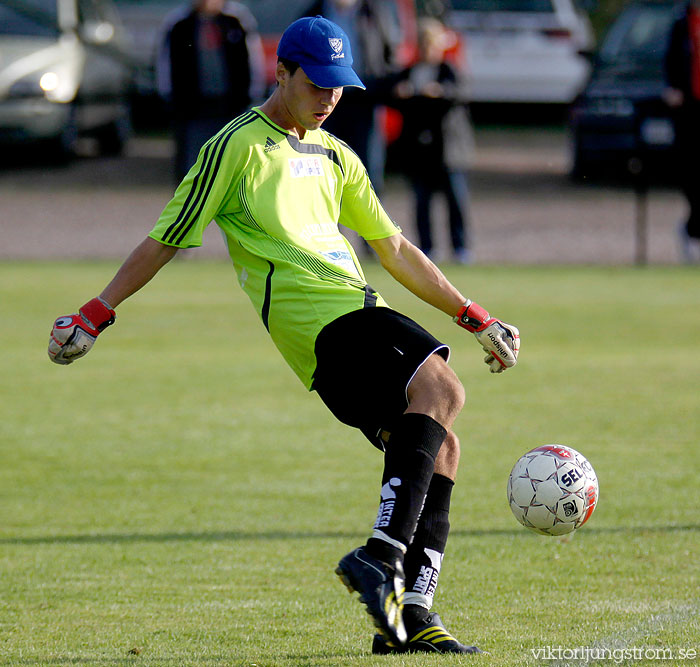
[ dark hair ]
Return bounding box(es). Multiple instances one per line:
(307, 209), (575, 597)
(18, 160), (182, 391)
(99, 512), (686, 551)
(278, 58), (300, 75)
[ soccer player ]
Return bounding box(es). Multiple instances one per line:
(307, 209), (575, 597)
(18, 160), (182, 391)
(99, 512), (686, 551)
(48, 16), (519, 655)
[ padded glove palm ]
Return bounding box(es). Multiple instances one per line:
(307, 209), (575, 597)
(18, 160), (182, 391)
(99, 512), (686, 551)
(454, 299), (520, 373)
(48, 297), (115, 365)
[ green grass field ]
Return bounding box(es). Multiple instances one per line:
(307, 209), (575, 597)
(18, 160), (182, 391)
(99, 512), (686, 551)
(1, 261), (698, 666)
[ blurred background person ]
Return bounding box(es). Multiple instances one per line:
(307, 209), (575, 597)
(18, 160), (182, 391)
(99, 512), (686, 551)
(415, 0), (453, 21)
(301, 0), (402, 197)
(157, 0), (265, 182)
(664, 0), (700, 263)
(391, 17), (473, 264)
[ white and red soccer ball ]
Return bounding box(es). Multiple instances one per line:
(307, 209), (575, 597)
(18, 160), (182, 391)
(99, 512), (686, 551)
(507, 445), (599, 536)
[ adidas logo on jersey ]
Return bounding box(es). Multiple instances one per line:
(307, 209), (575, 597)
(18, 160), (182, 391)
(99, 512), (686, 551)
(264, 137), (280, 153)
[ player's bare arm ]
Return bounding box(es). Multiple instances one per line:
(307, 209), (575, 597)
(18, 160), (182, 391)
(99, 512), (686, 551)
(369, 233), (520, 373)
(368, 233), (466, 316)
(101, 237), (179, 308)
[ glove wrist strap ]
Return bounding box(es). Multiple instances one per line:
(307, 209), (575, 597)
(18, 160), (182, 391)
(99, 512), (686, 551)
(79, 297), (116, 332)
(453, 299), (490, 333)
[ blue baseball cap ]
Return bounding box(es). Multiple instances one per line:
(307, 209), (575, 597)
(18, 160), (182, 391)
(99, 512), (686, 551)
(277, 16), (366, 90)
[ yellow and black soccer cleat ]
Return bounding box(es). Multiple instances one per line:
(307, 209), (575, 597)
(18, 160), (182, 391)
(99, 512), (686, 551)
(336, 547), (407, 648)
(371, 612), (483, 654)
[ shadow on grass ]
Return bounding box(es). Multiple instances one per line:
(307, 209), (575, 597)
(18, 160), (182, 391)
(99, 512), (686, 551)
(1, 524), (698, 546)
(8, 648), (357, 666)
(0, 529), (364, 546)
(455, 523), (700, 537)
(9, 659), (231, 666)
(10, 655), (354, 666)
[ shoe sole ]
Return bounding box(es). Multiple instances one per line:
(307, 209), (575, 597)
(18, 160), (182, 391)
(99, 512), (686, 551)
(373, 635), (485, 655)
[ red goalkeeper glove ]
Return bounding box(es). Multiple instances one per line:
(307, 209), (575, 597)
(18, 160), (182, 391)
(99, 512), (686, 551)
(454, 299), (520, 373)
(48, 297), (116, 365)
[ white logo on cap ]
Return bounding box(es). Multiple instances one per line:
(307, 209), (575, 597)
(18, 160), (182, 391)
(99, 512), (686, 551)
(329, 38), (343, 54)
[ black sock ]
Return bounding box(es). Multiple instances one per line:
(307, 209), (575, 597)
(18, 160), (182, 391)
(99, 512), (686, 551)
(403, 473), (454, 615)
(366, 413), (447, 559)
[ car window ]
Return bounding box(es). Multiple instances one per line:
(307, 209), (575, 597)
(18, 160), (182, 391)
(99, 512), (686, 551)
(450, 0), (554, 12)
(0, 0), (60, 37)
(599, 5), (676, 63)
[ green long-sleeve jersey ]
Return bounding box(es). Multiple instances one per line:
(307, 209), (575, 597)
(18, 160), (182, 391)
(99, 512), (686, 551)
(150, 108), (401, 388)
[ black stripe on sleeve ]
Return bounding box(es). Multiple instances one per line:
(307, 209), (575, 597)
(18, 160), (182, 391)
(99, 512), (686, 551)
(161, 138), (218, 244)
(161, 112), (258, 245)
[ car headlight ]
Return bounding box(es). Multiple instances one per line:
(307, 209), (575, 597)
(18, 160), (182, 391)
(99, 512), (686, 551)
(40, 72), (61, 94)
(8, 69), (77, 103)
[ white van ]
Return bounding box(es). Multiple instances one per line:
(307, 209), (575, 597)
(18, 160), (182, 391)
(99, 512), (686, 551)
(446, 0), (595, 104)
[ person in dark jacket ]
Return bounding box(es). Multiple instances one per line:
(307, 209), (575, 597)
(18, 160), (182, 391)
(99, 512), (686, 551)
(391, 18), (472, 263)
(157, 0), (265, 181)
(664, 0), (700, 262)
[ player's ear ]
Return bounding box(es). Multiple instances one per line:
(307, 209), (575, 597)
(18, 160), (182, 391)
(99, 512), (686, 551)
(276, 61), (290, 87)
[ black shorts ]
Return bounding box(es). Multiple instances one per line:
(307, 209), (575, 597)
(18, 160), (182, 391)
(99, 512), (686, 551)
(311, 307), (449, 449)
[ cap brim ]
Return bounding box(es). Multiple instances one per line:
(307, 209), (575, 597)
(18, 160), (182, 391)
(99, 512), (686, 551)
(301, 64), (366, 90)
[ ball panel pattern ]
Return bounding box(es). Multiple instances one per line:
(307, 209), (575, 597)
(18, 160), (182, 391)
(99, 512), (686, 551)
(507, 444), (599, 536)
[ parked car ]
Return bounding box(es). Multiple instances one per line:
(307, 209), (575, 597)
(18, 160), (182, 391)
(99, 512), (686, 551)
(569, 0), (679, 179)
(0, 0), (133, 157)
(444, 0), (594, 104)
